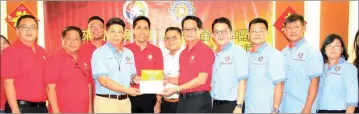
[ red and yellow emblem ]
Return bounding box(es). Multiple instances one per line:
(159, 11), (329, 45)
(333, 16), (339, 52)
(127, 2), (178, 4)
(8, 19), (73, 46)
(5, 2), (39, 31)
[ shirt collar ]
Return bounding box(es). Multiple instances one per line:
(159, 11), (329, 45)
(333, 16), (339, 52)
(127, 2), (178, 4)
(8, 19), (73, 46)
(14, 39), (36, 49)
(289, 38), (306, 49)
(185, 40), (202, 52)
(219, 41), (233, 52)
(250, 42), (267, 54)
(105, 42), (122, 53)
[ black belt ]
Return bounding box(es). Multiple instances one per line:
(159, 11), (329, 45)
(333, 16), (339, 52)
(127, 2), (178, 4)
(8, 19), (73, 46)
(17, 100), (46, 107)
(179, 91), (209, 98)
(96, 94), (128, 100)
(213, 100), (236, 104)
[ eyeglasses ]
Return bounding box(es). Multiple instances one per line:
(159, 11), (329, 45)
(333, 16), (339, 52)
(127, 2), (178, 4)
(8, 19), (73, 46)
(213, 30), (230, 36)
(183, 28), (197, 33)
(17, 26), (38, 32)
(164, 36), (178, 42)
(249, 29), (267, 34)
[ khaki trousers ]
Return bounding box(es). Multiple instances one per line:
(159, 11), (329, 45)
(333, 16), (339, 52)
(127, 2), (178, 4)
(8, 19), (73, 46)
(94, 95), (131, 113)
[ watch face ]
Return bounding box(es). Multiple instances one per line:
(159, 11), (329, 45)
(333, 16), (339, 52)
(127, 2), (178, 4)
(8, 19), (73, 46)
(236, 104), (243, 108)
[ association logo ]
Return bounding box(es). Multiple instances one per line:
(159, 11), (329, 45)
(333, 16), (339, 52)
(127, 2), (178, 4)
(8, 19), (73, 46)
(169, 1), (195, 22)
(123, 1), (149, 24)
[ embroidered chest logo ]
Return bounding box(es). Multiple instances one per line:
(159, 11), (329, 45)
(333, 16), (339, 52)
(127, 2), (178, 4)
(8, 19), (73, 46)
(294, 53), (305, 61)
(84, 62), (89, 69)
(126, 56), (132, 64)
(330, 66), (341, 75)
(254, 56), (265, 65)
(221, 56), (232, 65)
(148, 54), (153, 60)
(43, 56), (46, 60)
(189, 56), (195, 62)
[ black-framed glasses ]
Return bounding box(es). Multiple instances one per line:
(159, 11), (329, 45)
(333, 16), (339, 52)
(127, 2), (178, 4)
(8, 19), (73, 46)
(164, 36), (178, 42)
(17, 26), (38, 32)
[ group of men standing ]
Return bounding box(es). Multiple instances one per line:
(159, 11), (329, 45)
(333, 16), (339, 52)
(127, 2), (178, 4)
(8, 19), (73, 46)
(0, 13), (339, 113)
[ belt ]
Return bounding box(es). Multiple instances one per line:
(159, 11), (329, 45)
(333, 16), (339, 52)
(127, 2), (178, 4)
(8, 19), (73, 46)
(17, 100), (46, 107)
(96, 94), (128, 100)
(163, 98), (179, 103)
(213, 100), (236, 104)
(179, 91), (209, 98)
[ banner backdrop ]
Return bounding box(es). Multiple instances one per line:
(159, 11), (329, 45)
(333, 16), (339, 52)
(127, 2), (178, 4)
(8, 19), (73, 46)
(44, 1), (274, 55)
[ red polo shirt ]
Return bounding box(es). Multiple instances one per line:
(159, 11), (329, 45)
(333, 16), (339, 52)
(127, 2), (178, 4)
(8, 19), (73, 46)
(78, 41), (105, 99)
(0, 78), (5, 110)
(0, 40), (48, 102)
(125, 42), (163, 89)
(179, 41), (215, 93)
(44, 49), (90, 113)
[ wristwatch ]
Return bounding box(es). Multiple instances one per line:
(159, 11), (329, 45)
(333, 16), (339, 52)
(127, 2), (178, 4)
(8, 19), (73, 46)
(272, 108), (279, 113)
(236, 104), (243, 108)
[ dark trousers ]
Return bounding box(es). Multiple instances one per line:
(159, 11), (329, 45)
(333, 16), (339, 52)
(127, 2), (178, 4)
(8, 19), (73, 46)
(5, 100), (47, 113)
(355, 106), (359, 113)
(160, 99), (178, 113)
(212, 100), (236, 113)
(129, 94), (156, 113)
(177, 91), (212, 113)
(318, 110), (345, 113)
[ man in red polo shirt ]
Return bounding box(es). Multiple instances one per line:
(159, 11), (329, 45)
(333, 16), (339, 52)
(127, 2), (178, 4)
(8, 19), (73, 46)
(78, 16), (106, 112)
(44, 26), (91, 113)
(163, 16), (215, 113)
(125, 16), (164, 113)
(0, 15), (48, 113)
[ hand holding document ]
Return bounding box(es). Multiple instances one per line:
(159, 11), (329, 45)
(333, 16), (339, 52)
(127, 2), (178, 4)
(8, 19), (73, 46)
(139, 70), (164, 94)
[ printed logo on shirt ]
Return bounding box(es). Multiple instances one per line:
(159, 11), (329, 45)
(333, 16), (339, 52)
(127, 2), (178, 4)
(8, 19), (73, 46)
(335, 66), (341, 71)
(221, 56), (232, 65)
(148, 54), (153, 60)
(43, 56), (46, 60)
(254, 56), (265, 65)
(126, 56), (132, 64)
(189, 56), (195, 62)
(294, 53), (305, 61)
(84, 62), (89, 69)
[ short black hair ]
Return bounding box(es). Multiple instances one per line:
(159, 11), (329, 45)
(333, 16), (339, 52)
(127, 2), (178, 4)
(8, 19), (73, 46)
(106, 17), (126, 31)
(165, 27), (182, 35)
(16, 15), (38, 27)
(320, 34), (349, 63)
(248, 18), (268, 30)
(181, 16), (203, 29)
(284, 14), (305, 26)
(0, 35), (10, 45)
(353, 30), (359, 67)
(62, 26), (83, 40)
(212, 17), (232, 31)
(88, 16), (104, 25)
(133, 16), (151, 29)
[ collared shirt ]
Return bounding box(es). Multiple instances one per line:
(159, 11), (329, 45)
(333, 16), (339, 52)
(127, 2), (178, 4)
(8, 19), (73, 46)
(92, 42), (137, 95)
(0, 40), (48, 102)
(318, 57), (358, 110)
(210, 42), (248, 101)
(281, 38), (323, 113)
(162, 46), (185, 99)
(44, 49), (90, 113)
(179, 41), (215, 93)
(245, 42), (286, 113)
(125, 42), (163, 89)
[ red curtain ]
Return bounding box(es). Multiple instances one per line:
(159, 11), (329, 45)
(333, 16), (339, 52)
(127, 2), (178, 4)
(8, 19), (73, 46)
(44, 1), (126, 55)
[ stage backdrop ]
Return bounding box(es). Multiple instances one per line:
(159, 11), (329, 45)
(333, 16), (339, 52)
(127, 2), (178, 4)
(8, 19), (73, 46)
(44, 1), (274, 55)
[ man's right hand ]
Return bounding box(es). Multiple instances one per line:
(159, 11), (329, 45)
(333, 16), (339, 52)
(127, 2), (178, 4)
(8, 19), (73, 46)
(127, 87), (141, 97)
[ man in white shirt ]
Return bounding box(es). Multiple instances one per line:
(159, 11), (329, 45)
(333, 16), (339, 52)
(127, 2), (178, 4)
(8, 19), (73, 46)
(154, 27), (184, 113)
